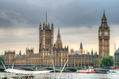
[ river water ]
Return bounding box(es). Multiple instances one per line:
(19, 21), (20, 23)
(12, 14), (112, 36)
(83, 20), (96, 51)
(0, 72), (119, 79)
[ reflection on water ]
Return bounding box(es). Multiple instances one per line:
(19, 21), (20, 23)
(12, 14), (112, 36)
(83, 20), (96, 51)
(0, 72), (119, 79)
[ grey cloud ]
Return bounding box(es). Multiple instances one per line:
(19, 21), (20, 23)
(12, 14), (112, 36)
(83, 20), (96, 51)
(0, 0), (119, 28)
(0, 27), (38, 44)
(0, 0), (118, 54)
(0, 10), (31, 27)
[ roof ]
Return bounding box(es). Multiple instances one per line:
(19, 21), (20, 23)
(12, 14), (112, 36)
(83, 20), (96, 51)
(114, 48), (119, 54)
(30, 54), (41, 57)
(16, 55), (26, 59)
(80, 42), (83, 49)
(68, 54), (94, 58)
(102, 10), (106, 19)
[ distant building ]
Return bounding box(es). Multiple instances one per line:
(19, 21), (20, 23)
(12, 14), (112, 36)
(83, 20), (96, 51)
(39, 22), (54, 52)
(114, 48), (119, 68)
(79, 42), (83, 55)
(5, 22), (69, 67)
(5, 51), (15, 65)
(98, 11), (110, 58)
(5, 11), (110, 68)
(68, 50), (98, 67)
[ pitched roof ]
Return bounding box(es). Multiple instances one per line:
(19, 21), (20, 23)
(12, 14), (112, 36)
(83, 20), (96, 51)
(115, 48), (119, 54)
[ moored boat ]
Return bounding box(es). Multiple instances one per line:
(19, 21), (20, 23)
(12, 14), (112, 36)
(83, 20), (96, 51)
(115, 67), (119, 69)
(76, 68), (96, 73)
(94, 68), (110, 74)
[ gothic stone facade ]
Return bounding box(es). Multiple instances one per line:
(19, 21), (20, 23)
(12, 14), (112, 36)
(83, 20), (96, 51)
(98, 11), (110, 57)
(5, 12), (110, 67)
(4, 22), (98, 67)
(114, 49), (119, 68)
(5, 49), (98, 67)
(5, 23), (69, 67)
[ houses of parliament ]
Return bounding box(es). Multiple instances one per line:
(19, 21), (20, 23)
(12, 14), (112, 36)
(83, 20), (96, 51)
(5, 11), (110, 67)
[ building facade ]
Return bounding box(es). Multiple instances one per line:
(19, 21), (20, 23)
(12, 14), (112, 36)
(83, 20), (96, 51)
(5, 22), (69, 67)
(39, 23), (54, 52)
(114, 49), (119, 68)
(5, 12), (111, 67)
(98, 11), (110, 58)
(4, 22), (99, 67)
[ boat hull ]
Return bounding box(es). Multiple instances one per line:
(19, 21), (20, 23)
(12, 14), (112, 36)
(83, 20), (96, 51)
(115, 67), (119, 69)
(77, 69), (96, 73)
(77, 71), (96, 73)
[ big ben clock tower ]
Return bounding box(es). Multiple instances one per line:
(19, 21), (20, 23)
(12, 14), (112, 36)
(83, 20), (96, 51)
(98, 11), (110, 57)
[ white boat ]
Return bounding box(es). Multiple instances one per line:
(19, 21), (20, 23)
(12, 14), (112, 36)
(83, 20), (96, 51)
(1, 61), (51, 75)
(5, 68), (51, 75)
(77, 68), (96, 73)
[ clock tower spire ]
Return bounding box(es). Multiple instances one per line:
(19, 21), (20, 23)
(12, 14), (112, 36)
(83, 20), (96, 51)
(98, 10), (110, 57)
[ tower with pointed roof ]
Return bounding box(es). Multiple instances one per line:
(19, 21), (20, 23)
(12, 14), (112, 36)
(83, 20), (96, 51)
(55, 28), (63, 49)
(98, 10), (110, 57)
(39, 13), (54, 52)
(80, 42), (83, 55)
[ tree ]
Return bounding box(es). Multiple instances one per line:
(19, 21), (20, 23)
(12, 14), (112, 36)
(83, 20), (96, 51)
(0, 55), (4, 65)
(100, 56), (114, 68)
(93, 58), (100, 68)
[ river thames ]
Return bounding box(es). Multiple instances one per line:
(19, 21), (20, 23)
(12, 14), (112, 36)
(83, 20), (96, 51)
(0, 72), (119, 79)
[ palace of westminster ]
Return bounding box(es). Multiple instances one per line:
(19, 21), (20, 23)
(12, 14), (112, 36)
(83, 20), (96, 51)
(5, 11), (110, 67)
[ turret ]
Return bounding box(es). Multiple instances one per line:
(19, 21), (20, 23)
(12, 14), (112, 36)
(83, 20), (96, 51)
(19, 50), (22, 56)
(26, 48), (34, 57)
(38, 14), (54, 52)
(91, 49), (93, 56)
(39, 23), (42, 30)
(80, 42), (83, 55)
(98, 10), (110, 57)
(4, 50), (15, 65)
(67, 45), (69, 51)
(55, 28), (63, 49)
(43, 22), (45, 29)
(51, 23), (54, 30)
(51, 23), (54, 50)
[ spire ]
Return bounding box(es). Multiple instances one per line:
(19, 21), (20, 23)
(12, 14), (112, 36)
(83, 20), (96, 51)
(19, 50), (22, 56)
(91, 49), (93, 55)
(39, 23), (42, 29)
(79, 42), (83, 55)
(100, 10), (108, 27)
(80, 42), (83, 49)
(51, 23), (54, 30)
(43, 12), (50, 29)
(46, 12), (47, 24)
(101, 10), (107, 23)
(55, 28), (62, 49)
(102, 10), (106, 19)
(58, 28), (61, 39)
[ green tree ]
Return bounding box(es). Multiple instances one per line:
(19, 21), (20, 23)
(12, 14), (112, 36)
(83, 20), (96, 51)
(100, 56), (114, 68)
(0, 55), (4, 65)
(93, 58), (100, 68)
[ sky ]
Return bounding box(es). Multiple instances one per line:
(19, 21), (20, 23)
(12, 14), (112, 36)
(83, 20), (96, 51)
(0, 0), (119, 55)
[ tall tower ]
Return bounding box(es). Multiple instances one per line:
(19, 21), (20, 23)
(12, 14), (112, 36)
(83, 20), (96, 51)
(39, 14), (54, 52)
(80, 42), (83, 55)
(98, 11), (110, 57)
(55, 28), (63, 49)
(5, 51), (15, 65)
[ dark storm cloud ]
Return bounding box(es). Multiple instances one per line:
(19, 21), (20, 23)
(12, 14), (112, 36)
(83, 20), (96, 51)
(0, 10), (29, 27)
(0, 0), (119, 28)
(51, 0), (119, 27)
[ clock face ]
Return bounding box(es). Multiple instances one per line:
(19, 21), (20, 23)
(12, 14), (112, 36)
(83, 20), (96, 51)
(105, 32), (108, 36)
